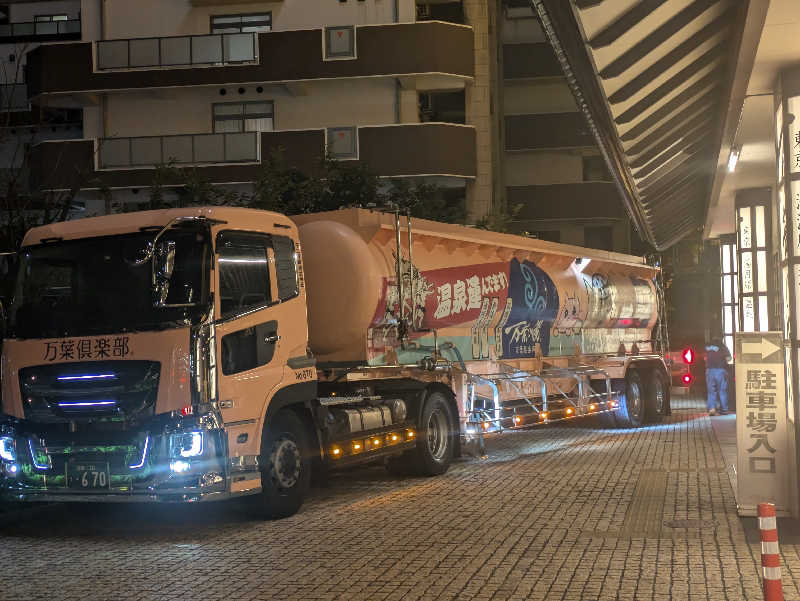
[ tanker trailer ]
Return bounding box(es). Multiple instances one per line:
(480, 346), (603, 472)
(294, 208), (669, 464)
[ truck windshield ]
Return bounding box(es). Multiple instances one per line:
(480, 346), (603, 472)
(8, 228), (210, 339)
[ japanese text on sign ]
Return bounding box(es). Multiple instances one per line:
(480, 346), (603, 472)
(433, 272), (508, 320)
(745, 368), (778, 474)
(43, 337), (130, 362)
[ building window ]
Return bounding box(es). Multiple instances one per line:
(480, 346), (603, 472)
(325, 26), (355, 59)
(34, 14), (68, 22)
(584, 226), (613, 252)
(213, 101), (274, 133)
(327, 127), (358, 159)
(211, 13), (271, 34)
(582, 155), (611, 181)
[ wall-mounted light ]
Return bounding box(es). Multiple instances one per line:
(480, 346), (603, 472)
(728, 147), (741, 173)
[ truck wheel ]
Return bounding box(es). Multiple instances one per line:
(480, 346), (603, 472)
(256, 410), (311, 519)
(615, 370), (645, 428)
(387, 391), (455, 476)
(645, 370), (667, 423)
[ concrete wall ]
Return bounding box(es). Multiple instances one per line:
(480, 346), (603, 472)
(95, 0), (414, 40)
(504, 80), (577, 115)
(504, 152), (582, 187)
(9, 1), (80, 22)
(103, 78), (398, 137)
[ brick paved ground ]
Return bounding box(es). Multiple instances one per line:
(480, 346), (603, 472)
(0, 398), (790, 600)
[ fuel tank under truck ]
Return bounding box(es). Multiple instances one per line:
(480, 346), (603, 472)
(292, 209), (659, 367)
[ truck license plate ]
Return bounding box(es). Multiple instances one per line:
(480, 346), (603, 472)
(67, 462), (110, 490)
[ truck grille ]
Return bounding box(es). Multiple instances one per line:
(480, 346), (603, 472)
(19, 361), (160, 428)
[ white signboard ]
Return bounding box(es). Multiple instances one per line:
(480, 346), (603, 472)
(736, 332), (791, 516)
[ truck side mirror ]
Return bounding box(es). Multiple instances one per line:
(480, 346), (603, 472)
(152, 240), (176, 307)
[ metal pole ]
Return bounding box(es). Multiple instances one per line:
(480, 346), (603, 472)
(406, 211), (414, 330)
(394, 209), (404, 326)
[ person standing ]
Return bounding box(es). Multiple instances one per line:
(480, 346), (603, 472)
(706, 338), (732, 416)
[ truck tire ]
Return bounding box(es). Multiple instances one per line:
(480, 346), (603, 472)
(386, 391), (455, 476)
(644, 369), (667, 423)
(615, 370), (645, 428)
(255, 410), (311, 519)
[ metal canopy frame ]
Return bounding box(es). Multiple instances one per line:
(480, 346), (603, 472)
(532, 0), (749, 250)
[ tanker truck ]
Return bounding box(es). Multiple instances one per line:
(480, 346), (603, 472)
(0, 207), (668, 517)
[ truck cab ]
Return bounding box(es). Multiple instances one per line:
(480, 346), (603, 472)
(0, 207), (317, 515)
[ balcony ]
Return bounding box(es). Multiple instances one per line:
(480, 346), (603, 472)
(27, 22), (473, 100)
(504, 112), (593, 151)
(508, 182), (625, 220)
(31, 123), (476, 191)
(0, 19), (80, 43)
(97, 33), (257, 70)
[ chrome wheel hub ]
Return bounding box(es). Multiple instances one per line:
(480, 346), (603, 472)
(270, 438), (301, 489)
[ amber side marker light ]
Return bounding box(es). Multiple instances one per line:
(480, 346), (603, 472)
(566, 407), (575, 416)
(513, 415), (522, 425)
(331, 446), (342, 458)
(589, 403), (597, 412)
(540, 412), (549, 421)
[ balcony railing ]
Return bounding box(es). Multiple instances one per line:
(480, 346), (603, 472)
(97, 32), (258, 70)
(0, 19), (80, 39)
(0, 84), (28, 111)
(98, 132), (259, 169)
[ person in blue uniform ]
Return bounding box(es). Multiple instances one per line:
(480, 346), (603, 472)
(706, 338), (731, 415)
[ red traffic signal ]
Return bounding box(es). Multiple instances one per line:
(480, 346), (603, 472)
(682, 373), (693, 385)
(682, 348), (694, 364)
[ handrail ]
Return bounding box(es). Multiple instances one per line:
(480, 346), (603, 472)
(98, 131), (259, 169)
(0, 19), (80, 38)
(97, 32), (258, 70)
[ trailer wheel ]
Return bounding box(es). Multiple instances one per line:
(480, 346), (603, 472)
(615, 370), (645, 428)
(255, 410), (311, 519)
(386, 391), (454, 476)
(645, 369), (667, 423)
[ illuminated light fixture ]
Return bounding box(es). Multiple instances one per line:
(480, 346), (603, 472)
(28, 439), (50, 471)
(683, 374), (693, 385)
(682, 348), (694, 364)
(170, 460), (191, 473)
(0, 437), (15, 462)
(609, 401), (618, 409)
(589, 404), (597, 412)
(181, 405), (194, 416)
(129, 435), (150, 469)
(406, 430), (415, 439)
(352, 441), (363, 452)
(58, 400), (116, 408)
(7, 464), (18, 474)
(566, 407), (575, 416)
(540, 412), (549, 421)
(57, 373), (116, 381)
(174, 431), (203, 458)
(390, 434), (399, 442)
(482, 422), (490, 430)
(513, 415), (522, 425)
(728, 147), (740, 173)
(331, 446), (342, 457)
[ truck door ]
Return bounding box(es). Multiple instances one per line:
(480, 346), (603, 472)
(213, 229), (306, 466)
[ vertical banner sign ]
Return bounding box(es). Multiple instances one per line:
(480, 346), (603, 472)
(736, 332), (790, 515)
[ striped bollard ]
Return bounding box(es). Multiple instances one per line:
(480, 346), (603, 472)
(758, 502), (784, 601)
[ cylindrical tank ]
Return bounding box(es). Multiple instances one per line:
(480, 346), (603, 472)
(294, 209), (659, 366)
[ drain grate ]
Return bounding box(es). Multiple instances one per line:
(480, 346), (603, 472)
(664, 519), (717, 529)
(619, 470), (667, 538)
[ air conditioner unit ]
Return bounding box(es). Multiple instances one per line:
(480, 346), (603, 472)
(416, 4), (431, 19)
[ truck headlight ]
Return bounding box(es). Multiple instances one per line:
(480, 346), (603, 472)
(0, 436), (16, 462)
(171, 431), (203, 458)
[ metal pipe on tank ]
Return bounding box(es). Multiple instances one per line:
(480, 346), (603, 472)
(394, 210), (404, 326)
(406, 211), (415, 329)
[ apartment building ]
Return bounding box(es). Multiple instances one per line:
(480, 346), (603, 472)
(0, 1), (83, 183)
(19, 0), (633, 252)
(499, 1), (632, 251)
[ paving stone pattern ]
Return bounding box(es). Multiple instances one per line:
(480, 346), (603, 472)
(0, 400), (788, 600)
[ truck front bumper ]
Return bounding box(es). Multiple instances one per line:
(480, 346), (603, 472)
(0, 413), (261, 503)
